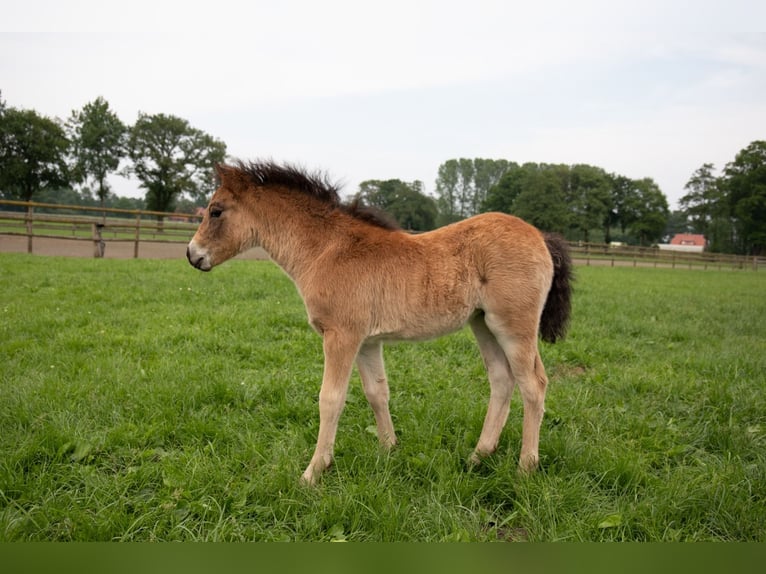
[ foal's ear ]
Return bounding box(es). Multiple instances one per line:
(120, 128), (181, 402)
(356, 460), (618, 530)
(215, 163), (230, 181)
(214, 162), (247, 195)
(214, 163), (239, 190)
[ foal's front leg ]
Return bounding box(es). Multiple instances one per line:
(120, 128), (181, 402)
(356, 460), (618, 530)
(301, 329), (360, 486)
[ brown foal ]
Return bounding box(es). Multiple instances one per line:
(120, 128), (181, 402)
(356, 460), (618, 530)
(187, 160), (573, 485)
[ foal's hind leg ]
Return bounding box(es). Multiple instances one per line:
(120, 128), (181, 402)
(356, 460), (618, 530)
(513, 347), (548, 473)
(356, 341), (397, 449)
(469, 314), (516, 464)
(484, 314), (548, 473)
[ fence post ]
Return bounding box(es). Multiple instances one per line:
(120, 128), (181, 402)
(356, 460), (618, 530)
(25, 204), (34, 254)
(92, 223), (105, 258)
(133, 213), (141, 258)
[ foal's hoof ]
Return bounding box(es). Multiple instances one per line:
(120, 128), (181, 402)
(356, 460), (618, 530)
(300, 470), (320, 487)
(517, 455), (539, 476)
(467, 450), (487, 467)
(300, 454), (333, 486)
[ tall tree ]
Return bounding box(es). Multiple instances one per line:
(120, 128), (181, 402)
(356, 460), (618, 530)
(483, 162), (524, 213)
(67, 97), (127, 211)
(435, 159), (462, 225)
(567, 164), (611, 242)
(722, 140), (766, 255)
(679, 163), (718, 234)
(679, 163), (734, 252)
(501, 163), (570, 233)
(472, 158), (510, 215)
(606, 174), (641, 241)
(456, 158), (476, 219)
(126, 113), (226, 214)
(435, 158), (511, 224)
(356, 179), (437, 231)
(605, 174), (674, 245)
(0, 102), (69, 201)
(627, 178), (669, 245)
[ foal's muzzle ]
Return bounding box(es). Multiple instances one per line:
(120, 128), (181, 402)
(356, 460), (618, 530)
(186, 242), (212, 272)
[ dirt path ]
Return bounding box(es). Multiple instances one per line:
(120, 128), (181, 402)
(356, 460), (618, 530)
(2, 234), (751, 270)
(0, 235), (269, 261)
(3, 234), (597, 266)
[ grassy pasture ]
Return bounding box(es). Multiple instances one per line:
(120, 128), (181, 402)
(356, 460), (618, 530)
(0, 254), (764, 541)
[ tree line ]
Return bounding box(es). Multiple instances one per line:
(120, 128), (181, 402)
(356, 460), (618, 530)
(0, 93), (226, 214)
(2, 93), (763, 254)
(678, 142), (766, 255)
(360, 147), (765, 255)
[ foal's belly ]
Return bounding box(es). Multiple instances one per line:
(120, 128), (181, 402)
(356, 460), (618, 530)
(369, 306), (478, 343)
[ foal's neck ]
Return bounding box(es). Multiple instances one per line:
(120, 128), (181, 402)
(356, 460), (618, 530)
(249, 190), (339, 280)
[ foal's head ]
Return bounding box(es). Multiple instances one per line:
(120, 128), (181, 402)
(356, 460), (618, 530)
(187, 163), (256, 271)
(187, 160), (399, 271)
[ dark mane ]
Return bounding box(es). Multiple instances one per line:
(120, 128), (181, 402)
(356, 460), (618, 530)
(233, 159), (340, 204)
(230, 160), (400, 231)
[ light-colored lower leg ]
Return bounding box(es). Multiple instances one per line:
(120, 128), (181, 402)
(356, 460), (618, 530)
(357, 341), (397, 449)
(469, 316), (515, 463)
(513, 351), (547, 473)
(301, 331), (359, 486)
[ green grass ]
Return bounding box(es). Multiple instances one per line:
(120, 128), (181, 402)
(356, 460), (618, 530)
(1, 254), (764, 541)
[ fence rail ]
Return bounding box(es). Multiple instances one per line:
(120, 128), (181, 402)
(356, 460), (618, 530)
(569, 242), (762, 271)
(0, 199), (202, 259)
(1, 200), (762, 269)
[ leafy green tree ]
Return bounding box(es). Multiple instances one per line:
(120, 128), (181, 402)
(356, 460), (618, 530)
(679, 163), (735, 252)
(627, 178), (669, 245)
(434, 158), (476, 223)
(356, 179), (437, 231)
(605, 174), (641, 239)
(567, 164), (611, 242)
(680, 163), (718, 235)
(472, 157), (671, 243)
(485, 163), (574, 234)
(0, 102), (69, 201)
(471, 158), (510, 215)
(722, 140), (766, 255)
(67, 97), (127, 210)
(435, 159), (461, 225)
(126, 112), (226, 214)
(456, 158), (475, 219)
(498, 163), (570, 233)
(602, 173), (631, 243)
(435, 158), (511, 224)
(482, 162), (523, 213)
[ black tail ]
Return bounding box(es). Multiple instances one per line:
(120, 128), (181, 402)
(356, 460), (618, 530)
(540, 234), (574, 343)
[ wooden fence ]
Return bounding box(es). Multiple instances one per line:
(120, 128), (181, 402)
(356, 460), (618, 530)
(0, 199), (202, 259)
(0, 199), (762, 270)
(569, 242), (762, 271)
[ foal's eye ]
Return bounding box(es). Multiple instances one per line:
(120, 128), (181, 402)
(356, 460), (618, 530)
(209, 207), (223, 218)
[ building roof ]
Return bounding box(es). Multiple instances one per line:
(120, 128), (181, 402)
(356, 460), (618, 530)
(670, 233), (706, 246)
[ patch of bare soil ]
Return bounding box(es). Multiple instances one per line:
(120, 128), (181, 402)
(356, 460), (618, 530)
(0, 235), (269, 261)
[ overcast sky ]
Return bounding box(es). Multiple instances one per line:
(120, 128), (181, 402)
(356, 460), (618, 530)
(3, 0), (765, 208)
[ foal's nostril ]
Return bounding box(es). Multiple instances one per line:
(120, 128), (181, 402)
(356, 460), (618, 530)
(186, 246), (202, 269)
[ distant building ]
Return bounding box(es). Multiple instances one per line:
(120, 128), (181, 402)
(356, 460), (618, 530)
(658, 234), (707, 253)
